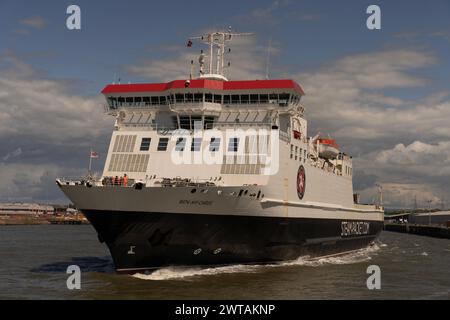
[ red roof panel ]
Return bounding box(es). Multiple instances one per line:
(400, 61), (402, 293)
(101, 79), (305, 95)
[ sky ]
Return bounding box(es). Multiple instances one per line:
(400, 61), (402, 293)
(0, 0), (449, 208)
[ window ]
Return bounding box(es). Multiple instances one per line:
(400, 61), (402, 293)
(205, 93), (213, 103)
(194, 93), (203, 102)
(191, 116), (202, 129)
(290, 144), (293, 159)
(240, 94), (249, 104)
(269, 94), (278, 102)
(210, 137), (221, 152)
(250, 94), (259, 104)
(140, 138), (151, 151)
(231, 95), (240, 104)
(279, 93), (290, 106)
(299, 148), (302, 161)
(260, 94), (269, 103)
(179, 116), (191, 130)
(157, 138), (169, 151)
(191, 138), (202, 151)
(223, 95), (231, 104)
(185, 93), (193, 103)
(143, 97), (150, 105)
(151, 96), (159, 105)
(228, 137), (239, 152)
(175, 138), (186, 151)
(295, 146), (298, 160)
(304, 150), (307, 162)
(160, 96), (167, 105)
(126, 97), (133, 104)
(135, 97), (142, 103)
(214, 94), (222, 103)
(204, 116), (215, 129)
(175, 94), (184, 103)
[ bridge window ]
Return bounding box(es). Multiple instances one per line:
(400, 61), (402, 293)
(269, 94), (278, 102)
(210, 137), (221, 152)
(260, 94), (269, 103)
(214, 94), (222, 103)
(191, 138), (202, 151)
(175, 94), (184, 103)
(228, 137), (239, 152)
(279, 93), (290, 106)
(175, 138), (186, 151)
(143, 97), (150, 105)
(151, 96), (159, 105)
(126, 97), (133, 104)
(205, 93), (213, 103)
(140, 138), (151, 151)
(194, 93), (203, 102)
(231, 95), (240, 104)
(160, 96), (167, 105)
(223, 95), (230, 104)
(241, 94), (249, 104)
(250, 94), (259, 104)
(185, 93), (193, 103)
(157, 138), (169, 151)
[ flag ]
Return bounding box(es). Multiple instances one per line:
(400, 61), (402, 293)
(186, 40), (193, 47)
(90, 151), (98, 158)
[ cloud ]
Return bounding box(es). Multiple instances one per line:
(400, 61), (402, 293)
(127, 33), (268, 81)
(290, 49), (444, 148)
(19, 16), (46, 30)
(354, 140), (450, 208)
(284, 49), (450, 207)
(0, 53), (111, 202)
(233, 0), (293, 28)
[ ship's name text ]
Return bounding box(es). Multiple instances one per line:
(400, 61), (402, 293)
(341, 221), (370, 237)
(179, 200), (213, 206)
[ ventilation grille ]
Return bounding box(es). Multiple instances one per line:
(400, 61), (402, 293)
(112, 135), (137, 152)
(108, 154), (149, 172)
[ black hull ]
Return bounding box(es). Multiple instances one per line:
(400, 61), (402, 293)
(82, 210), (383, 274)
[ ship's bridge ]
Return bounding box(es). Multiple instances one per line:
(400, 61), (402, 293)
(102, 79), (304, 113)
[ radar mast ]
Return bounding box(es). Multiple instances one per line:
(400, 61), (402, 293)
(188, 28), (253, 81)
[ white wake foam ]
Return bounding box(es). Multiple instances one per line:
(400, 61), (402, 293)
(132, 242), (382, 281)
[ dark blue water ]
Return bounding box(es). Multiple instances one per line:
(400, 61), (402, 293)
(0, 225), (448, 299)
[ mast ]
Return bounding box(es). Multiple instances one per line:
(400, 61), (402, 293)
(188, 29), (253, 81)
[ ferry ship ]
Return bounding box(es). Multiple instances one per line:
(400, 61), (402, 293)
(57, 31), (384, 273)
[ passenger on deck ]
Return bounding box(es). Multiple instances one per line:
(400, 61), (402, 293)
(114, 176), (119, 186)
(123, 174), (128, 187)
(119, 176), (124, 186)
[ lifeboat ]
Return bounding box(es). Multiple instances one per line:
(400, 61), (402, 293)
(317, 138), (339, 159)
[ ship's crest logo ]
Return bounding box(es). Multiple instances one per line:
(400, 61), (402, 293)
(297, 165), (306, 199)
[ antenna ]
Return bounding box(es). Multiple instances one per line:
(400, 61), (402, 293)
(375, 183), (383, 206)
(265, 36), (272, 80)
(188, 29), (253, 81)
(189, 60), (194, 80)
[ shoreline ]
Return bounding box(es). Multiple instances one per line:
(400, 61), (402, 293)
(0, 216), (89, 226)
